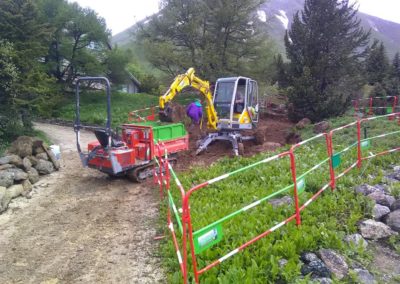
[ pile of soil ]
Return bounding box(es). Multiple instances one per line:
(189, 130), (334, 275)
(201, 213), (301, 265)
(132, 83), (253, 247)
(174, 113), (294, 171)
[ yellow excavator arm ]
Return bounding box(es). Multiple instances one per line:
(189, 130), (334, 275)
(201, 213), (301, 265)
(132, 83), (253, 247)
(159, 68), (218, 130)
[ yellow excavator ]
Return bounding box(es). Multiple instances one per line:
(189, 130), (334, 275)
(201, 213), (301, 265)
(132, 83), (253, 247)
(159, 68), (263, 155)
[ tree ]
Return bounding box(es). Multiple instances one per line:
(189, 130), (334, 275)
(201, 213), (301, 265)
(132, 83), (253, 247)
(38, 0), (110, 85)
(138, 0), (274, 82)
(365, 40), (389, 85)
(283, 0), (370, 122)
(105, 47), (132, 85)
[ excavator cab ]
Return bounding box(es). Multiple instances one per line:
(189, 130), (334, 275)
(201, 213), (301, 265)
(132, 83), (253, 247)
(213, 77), (259, 130)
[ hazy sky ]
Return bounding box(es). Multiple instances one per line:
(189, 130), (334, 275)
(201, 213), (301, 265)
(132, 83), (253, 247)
(68, 0), (400, 35)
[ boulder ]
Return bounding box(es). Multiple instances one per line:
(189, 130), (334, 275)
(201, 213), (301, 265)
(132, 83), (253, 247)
(22, 157), (32, 171)
(390, 199), (400, 211)
(372, 204), (390, 220)
(296, 118), (312, 129)
(359, 219), (397, 239)
(27, 156), (38, 167)
(301, 259), (331, 278)
(344, 233), (368, 248)
(35, 160), (54, 175)
(269, 196), (292, 207)
(6, 184), (24, 199)
(354, 184), (383, 196)
(314, 278), (332, 284)
(301, 252), (319, 263)
(0, 164), (14, 171)
(0, 186), (10, 213)
(0, 170), (14, 188)
(285, 131), (302, 144)
(36, 153), (49, 161)
(0, 155), (23, 167)
(21, 180), (32, 194)
(7, 136), (33, 158)
(384, 210), (400, 232)
(313, 121), (330, 134)
(43, 147), (60, 170)
(27, 168), (40, 184)
(354, 268), (376, 284)
(7, 168), (28, 181)
(278, 258), (288, 268)
(367, 191), (395, 207)
(32, 138), (44, 155)
(318, 249), (348, 280)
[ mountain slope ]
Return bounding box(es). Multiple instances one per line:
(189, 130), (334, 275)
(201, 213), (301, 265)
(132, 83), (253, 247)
(259, 0), (400, 58)
(112, 0), (400, 59)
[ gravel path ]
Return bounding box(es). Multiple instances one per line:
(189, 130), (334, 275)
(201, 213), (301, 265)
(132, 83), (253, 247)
(0, 123), (164, 283)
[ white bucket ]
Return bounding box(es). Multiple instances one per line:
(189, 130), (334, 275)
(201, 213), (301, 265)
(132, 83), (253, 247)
(50, 145), (61, 160)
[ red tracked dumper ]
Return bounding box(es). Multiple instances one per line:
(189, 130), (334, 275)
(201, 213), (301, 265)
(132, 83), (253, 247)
(74, 77), (188, 182)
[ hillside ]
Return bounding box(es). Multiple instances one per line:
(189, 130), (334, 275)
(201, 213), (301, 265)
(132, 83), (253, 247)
(112, 0), (400, 59)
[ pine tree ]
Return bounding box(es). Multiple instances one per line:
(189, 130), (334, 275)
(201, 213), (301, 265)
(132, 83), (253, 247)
(365, 40), (389, 84)
(283, 0), (370, 122)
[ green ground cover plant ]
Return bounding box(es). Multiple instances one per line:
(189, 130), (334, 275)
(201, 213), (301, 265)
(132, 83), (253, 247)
(162, 114), (400, 283)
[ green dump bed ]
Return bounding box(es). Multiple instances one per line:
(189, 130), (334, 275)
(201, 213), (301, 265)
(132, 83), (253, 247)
(136, 121), (187, 141)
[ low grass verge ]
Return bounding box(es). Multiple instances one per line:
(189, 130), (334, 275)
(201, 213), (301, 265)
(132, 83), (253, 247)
(161, 114), (400, 283)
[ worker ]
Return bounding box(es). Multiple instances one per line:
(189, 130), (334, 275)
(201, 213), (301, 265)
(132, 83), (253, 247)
(234, 89), (245, 113)
(186, 98), (203, 126)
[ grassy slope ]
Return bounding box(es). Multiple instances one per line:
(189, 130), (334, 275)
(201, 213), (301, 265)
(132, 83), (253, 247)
(54, 91), (159, 127)
(163, 114), (400, 283)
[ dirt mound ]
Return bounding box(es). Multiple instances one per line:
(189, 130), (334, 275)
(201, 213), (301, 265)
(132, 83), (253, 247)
(175, 113), (294, 171)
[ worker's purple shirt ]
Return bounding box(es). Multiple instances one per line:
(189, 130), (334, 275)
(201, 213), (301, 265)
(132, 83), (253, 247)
(186, 102), (203, 123)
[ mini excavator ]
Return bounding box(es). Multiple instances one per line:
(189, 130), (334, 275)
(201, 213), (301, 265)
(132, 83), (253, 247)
(159, 68), (263, 155)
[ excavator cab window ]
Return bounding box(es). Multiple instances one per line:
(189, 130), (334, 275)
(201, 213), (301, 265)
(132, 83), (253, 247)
(214, 81), (235, 119)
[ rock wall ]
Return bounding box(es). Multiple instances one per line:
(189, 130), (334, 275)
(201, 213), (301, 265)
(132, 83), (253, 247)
(0, 136), (60, 213)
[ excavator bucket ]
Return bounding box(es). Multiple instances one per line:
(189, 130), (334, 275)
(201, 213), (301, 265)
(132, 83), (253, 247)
(159, 103), (173, 122)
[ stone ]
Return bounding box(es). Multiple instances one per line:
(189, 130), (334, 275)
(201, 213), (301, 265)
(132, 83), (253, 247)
(27, 156), (38, 167)
(301, 252), (319, 263)
(22, 180), (32, 194)
(45, 148), (60, 170)
(269, 196), (292, 207)
(6, 184), (24, 199)
(0, 186), (10, 213)
(372, 204), (390, 220)
(359, 219), (397, 239)
(296, 118), (312, 129)
(318, 249), (348, 280)
(313, 121), (330, 134)
(36, 153), (49, 161)
(278, 258), (288, 268)
(385, 172), (400, 182)
(285, 131), (302, 144)
(301, 259), (331, 278)
(344, 234), (368, 248)
(0, 164), (14, 171)
(0, 170), (14, 188)
(354, 184), (383, 196)
(390, 199), (400, 211)
(354, 268), (376, 284)
(6, 168), (28, 181)
(367, 191), (395, 207)
(372, 184), (388, 193)
(7, 136), (33, 158)
(384, 210), (400, 232)
(0, 155), (23, 167)
(27, 168), (40, 184)
(32, 138), (44, 155)
(22, 157), (32, 171)
(35, 160), (54, 175)
(313, 278), (332, 284)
